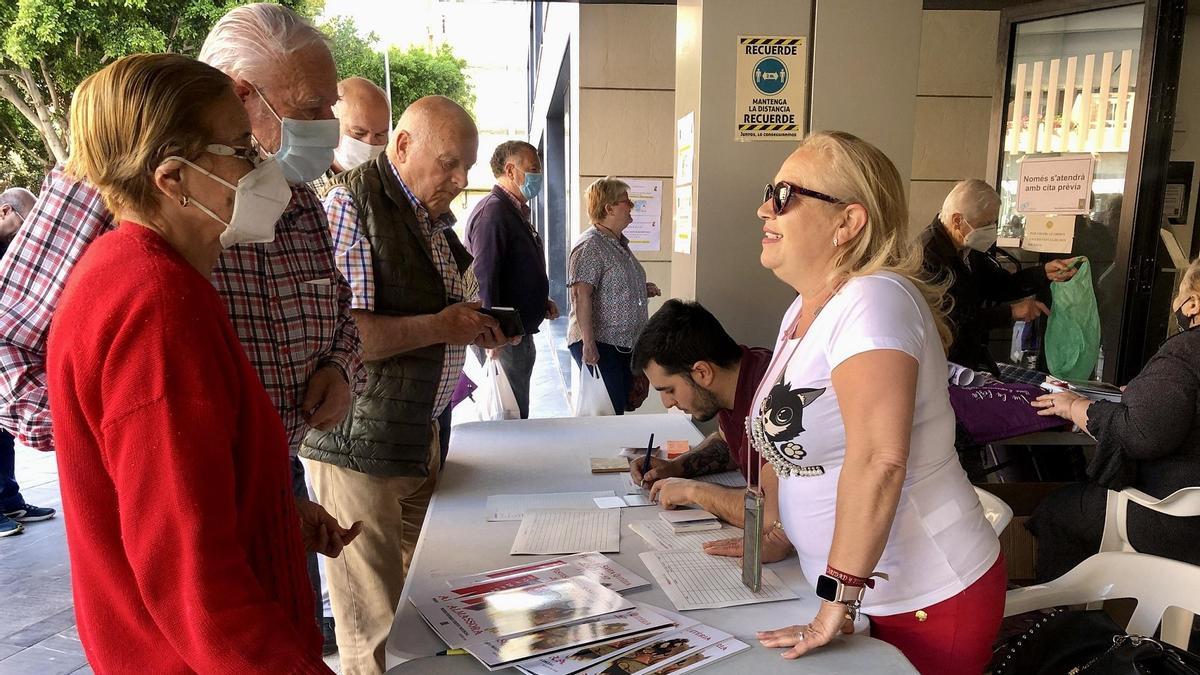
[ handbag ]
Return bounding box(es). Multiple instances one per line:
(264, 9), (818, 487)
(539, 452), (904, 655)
(994, 609), (1200, 675)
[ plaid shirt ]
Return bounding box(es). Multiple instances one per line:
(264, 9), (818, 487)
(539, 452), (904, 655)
(0, 165), (364, 452)
(323, 160), (477, 419)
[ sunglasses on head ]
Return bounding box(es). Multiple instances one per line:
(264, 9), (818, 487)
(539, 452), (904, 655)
(763, 181), (845, 216)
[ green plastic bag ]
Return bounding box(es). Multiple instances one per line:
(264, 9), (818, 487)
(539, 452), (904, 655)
(1045, 258), (1100, 381)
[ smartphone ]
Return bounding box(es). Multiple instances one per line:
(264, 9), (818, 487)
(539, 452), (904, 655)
(478, 306), (526, 337)
(742, 488), (764, 592)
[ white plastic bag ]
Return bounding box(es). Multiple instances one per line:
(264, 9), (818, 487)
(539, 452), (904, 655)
(475, 358), (521, 421)
(571, 363), (616, 417)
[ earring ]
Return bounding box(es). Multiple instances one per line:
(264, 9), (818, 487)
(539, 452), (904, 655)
(833, 236), (839, 247)
(180, 195), (190, 207)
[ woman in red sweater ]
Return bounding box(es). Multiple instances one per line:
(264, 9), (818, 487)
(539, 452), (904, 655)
(46, 53), (339, 673)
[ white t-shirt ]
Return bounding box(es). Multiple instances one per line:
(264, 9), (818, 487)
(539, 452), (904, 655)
(750, 272), (1000, 616)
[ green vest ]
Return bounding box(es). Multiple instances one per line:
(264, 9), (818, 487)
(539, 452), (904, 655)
(300, 153), (472, 477)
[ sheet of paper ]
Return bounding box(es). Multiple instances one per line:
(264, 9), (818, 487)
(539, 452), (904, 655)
(572, 624), (734, 675)
(639, 550), (797, 610)
(628, 520), (743, 551)
(512, 509), (621, 555)
(487, 491), (615, 522)
(594, 495), (654, 509)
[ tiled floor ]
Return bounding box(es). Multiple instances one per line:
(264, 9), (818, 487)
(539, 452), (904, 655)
(0, 326), (572, 674)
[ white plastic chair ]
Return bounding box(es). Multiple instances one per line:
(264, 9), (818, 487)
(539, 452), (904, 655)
(974, 486), (1013, 535)
(1094, 486), (1200, 645)
(1004, 551), (1200, 649)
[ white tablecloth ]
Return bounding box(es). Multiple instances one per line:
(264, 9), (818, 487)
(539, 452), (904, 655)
(385, 414), (917, 674)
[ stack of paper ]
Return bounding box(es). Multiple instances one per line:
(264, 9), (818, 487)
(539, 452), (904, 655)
(511, 509), (622, 555)
(659, 510), (720, 533)
(628, 520), (742, 552)
(639, 550), (798, 610)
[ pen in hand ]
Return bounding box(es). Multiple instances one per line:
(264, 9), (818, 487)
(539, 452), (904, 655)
(641, 433), (655, 487)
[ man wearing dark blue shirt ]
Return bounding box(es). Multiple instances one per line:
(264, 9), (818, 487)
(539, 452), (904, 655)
(465, 141), (558, 418)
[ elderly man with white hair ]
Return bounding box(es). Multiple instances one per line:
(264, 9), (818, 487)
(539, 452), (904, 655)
(0, 187), (34, 249)
(919, 178), (1078, 374)
(0, 0), (361, 651)
(310, 76), (392, 198)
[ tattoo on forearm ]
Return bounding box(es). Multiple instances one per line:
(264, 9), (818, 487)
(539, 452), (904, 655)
(678, 434), (739, 477)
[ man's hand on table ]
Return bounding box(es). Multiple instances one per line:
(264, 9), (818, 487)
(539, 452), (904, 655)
(629, 455), (682, 487)
(649, 477), (706, 509)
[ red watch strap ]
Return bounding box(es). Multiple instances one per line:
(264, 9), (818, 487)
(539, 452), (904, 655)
(826, 565), (874, 589)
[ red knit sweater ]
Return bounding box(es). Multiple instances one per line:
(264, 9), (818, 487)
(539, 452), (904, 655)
(46, 223), (330, 674)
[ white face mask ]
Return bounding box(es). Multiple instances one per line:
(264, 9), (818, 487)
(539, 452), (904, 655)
(334, 134), (385, 171)
(253, 85), (340, 184)
(164, 154), (292, 248)
(964, 224), (998, 252)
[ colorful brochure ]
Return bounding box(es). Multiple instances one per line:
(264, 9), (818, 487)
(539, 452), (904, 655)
(412, 576), (633, 649)
(514, 605), (700, 675)
(569, 624), (735, 675)
(465, 606), (674, 670)
(444, 552), (649, 596)
(643, 638), (751, 674)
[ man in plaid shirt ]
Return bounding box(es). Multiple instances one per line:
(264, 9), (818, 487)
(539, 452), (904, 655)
(0, 2), (360, 645)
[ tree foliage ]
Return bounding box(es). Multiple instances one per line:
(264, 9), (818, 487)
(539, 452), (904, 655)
(0, 0), (319, 190)
(320, 16), (475, 123)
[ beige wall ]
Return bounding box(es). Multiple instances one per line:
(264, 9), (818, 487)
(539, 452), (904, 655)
(909, 10), (1001, 234)
(577, 4), (677, 318)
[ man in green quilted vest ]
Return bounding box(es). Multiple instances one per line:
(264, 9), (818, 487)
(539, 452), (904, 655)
(301, 95), (511, 675)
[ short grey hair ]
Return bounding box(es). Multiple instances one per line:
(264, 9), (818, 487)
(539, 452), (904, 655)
(0, 187), (35, 218)
(198, 3), (328, 82)
(939, 179), (1000, 227)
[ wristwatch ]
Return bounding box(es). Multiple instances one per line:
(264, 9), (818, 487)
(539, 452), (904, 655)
(815, 573), (867, 605)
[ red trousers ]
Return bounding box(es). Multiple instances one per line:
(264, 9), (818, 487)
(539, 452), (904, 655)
(869, 555), (1006, 675)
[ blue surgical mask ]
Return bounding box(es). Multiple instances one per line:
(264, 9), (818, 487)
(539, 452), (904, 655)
(520, 171), (543, 201)
(253, 85), (339, 184)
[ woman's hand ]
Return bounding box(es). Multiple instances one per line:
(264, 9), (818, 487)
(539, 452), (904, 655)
(1032, 391), (1086, 420)
(757, 600), (854, 659)
(702, 526), (793, 563)
(582, 340), (600, 365)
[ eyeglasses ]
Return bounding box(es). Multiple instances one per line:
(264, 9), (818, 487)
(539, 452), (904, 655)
(763, 181), (844, 216)
(204, 143), (262, 167)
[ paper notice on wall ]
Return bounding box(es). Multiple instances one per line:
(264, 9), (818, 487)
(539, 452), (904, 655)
(734, 36), (807, 142)
(1016, 154), (1094, 214)
(1021, 214), (1077, 254)
(674, 185), (693, 254)
(676, 112), (695, 185)
(621, 178), (663, 252)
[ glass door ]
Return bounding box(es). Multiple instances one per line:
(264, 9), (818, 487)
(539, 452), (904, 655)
(987, 0), (1186, 383)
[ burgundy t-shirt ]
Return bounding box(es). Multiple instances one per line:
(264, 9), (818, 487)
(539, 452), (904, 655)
(717, 345), (773, 484)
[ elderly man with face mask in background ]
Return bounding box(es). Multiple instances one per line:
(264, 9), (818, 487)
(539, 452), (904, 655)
(920, 178), (1078, 375)
(303, 95), (511, 675)
(463, 140), (559, 419)
(0, 0), (362, 639)
(310, 76), (391, 198)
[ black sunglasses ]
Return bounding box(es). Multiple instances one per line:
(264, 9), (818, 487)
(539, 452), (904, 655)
(764, 181), (844, 215)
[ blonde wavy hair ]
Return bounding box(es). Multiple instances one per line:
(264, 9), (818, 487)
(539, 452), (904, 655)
(66, 53), (233, 219)
(586, 176), (631, 224)
(797, 130), (952, 349)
